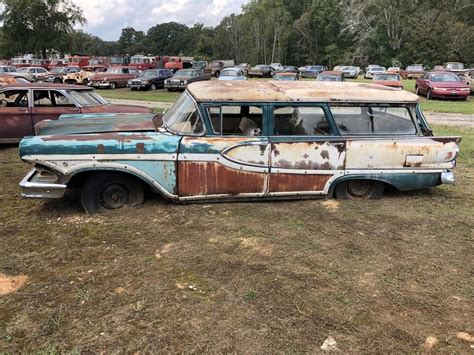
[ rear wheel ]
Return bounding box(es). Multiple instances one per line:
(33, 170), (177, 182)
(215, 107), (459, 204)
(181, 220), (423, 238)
(215, 71), (220, 78)
(109, 82), (117, 90)
(335, 180), (385, 199)
(82, 79), (89, 85)
(54, 77), (62, 83)
(415, 85), (420, 95)
(150, 83), (157, 90)
(81, 173), (144, 214)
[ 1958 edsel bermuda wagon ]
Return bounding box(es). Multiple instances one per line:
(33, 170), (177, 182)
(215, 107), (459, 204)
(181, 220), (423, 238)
(19, 81), (461, 213)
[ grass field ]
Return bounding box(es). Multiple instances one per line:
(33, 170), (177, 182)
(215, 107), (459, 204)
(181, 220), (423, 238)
(0, 126), (472, 352)
(100, 79), (474, 115)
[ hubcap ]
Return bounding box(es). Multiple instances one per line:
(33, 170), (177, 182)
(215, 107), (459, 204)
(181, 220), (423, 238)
(347, 180), (371, 197)
(99, 184), (129, 209)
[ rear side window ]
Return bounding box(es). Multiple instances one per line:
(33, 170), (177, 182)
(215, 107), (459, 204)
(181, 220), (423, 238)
(273, 106), (332, 136)
(330, 106), (416, 135)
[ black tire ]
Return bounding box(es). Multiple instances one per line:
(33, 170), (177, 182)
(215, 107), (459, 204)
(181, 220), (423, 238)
(81, 173), (144, 214)
(150, 83), (156, 90)
(109, 82), (117, 90)
(426, 89), (433, 100)
(215, 71), (220, 78)
(334, 180), (385, 199)
(415, 86), (420, 95)
(54, 77), (62, 84)
(82, 79), (89, 85)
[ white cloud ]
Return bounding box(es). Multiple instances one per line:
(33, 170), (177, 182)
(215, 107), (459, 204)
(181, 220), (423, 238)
(73, 0), (248, 40)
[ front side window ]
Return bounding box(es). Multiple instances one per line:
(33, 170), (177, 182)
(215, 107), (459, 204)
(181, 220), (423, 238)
(273, 106), (331, 136)
(162, 93), (204, 135)
(207, 105), (263, 136)
(330, 106), (416, 135)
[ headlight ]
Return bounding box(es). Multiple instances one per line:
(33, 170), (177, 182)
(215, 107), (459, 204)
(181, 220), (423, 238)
(164, 80), (169, 84)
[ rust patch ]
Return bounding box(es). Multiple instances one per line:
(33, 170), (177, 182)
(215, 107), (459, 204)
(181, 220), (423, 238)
(97, 144), (105, 154)
(273, 149), (280, 157)
(432, 137), (462, 144)
(178, 162), (265, 196)
(445, 151), (453, 160)
(0, 273), (28, 295)
(320, 150), (329, 159)
(269, 174), (331, 192)
(136, 142), (145, 154)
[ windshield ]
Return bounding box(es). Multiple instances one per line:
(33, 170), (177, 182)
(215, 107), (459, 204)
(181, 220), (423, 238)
(66, 90), (107, 106)
(141, 70), (159, 77)
(51, 67), (65, 74)
(445, 63), (464, 70)
(431, 73), (461, 82)
(255, 65), (267, 70)
(317, 75), (340, 81)
(106, 67), (123, 74)
(175, 70), (194, 77)
(162, 93), (204, 134)
(111, 57), (124, 64)
(373, 73), (400, 81)
(274, 75), (297, 81)
(221, 70), (238, 77)
(407, 65), (423, 71)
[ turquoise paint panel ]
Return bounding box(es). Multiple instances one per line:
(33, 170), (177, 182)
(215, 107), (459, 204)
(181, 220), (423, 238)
(120, 160), (177, 194)
(19, 132), (181, 156)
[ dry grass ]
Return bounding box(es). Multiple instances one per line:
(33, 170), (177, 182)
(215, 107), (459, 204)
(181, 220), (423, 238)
(0, 126), (472, 352)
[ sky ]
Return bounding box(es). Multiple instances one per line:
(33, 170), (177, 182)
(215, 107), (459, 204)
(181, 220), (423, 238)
(72, 0), (250, 41)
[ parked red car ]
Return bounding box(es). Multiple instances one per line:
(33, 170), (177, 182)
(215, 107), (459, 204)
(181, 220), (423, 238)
(0, 83), (152, 143)
(415, 71), (470, 100)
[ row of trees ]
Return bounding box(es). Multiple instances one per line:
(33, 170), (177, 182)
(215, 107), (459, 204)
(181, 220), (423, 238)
(0, 0), (473, 68)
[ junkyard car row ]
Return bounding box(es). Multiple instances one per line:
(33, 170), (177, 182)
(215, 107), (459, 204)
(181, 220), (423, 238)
(16, 81), (460, 214)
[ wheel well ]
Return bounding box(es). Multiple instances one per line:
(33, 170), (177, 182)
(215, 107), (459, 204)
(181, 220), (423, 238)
(329, 177), (394, 197)
(67, 170), (148, 191)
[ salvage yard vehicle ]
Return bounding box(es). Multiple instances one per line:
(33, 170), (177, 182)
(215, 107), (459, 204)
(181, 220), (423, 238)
(89, 66), (140, 89)
(165, 56), (194, 72)
(218, 67), (247, 81)
(18, 81), (460, 214)
(164, 69), (210, 91)
(340, 66), (359, 78)
(372, 72), (404, 89)
(129, 55), (157, 71)
(44, 67), (81, 84)
(63, 65), (108, 85)
(415, 71), (470, 100)
(400, 64), (425, 79)
(364, 66), (386, 79)
(272, 72), (299, 81)
(248, 64), (274, 78)
(316, 71), (344, 81)
(0, 74), (30, 86)
(0, 83), (152, 143)
(128, 69), (174, 90)
(18, 66), (50, 81)
(204, 60), (236, 78)
(300, 65), (326, 78)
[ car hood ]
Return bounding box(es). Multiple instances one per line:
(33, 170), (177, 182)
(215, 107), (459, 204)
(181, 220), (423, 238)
(34, 113), (161, 136)
(19, 113), (176, 158)
(169, 76), (193, 80)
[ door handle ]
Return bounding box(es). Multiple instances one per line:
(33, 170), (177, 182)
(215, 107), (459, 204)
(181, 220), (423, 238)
(19, 108), (29, 113)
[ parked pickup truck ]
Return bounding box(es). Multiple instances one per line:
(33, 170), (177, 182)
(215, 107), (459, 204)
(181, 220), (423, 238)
(204, 60), (235, 78)
(164, 56), (194, 72)
(18, 81), (460, 214)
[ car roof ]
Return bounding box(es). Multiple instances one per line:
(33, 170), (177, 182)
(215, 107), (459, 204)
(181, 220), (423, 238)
(187, 81), (419, 103)
(0, 83), (93, 90)
(320, 71), (343, 75)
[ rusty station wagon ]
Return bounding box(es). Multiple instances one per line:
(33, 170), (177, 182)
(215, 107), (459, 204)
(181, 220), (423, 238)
(19, 81), (460, 213)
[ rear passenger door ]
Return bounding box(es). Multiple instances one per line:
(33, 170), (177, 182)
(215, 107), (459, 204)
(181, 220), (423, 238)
(268, 104), (345, 196)
(0, 89), (32, 141)
(178, 103), (270, 199)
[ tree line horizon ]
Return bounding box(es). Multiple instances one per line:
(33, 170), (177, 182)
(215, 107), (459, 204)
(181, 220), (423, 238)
(0, 0), (472, 68)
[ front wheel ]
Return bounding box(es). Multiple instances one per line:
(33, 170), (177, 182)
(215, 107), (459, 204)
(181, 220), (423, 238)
(109, 82), (117, 90)
(415, 86), (420, 95)
(81, 173), (144, 214)
(150, 83), (156, 90)
(215, 71), (220, 78)
(54, 78), (62, 84)
(426, 89), (433, 100)
(334, 180), (385, 199)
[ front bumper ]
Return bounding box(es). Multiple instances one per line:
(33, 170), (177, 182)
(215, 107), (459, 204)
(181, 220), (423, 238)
(432, 89), (470, 99)
(128, 83), (150, 89)
(90, 82), (111, 88)
(19, 168), (67, 199)
(165, 82), (186, 89)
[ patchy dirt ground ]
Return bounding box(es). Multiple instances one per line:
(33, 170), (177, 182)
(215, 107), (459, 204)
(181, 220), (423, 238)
(0, 126), (473, 352)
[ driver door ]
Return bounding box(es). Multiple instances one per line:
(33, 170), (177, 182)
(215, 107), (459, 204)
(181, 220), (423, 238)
(177, 104), (270, 199)
(0, 89), (33, 141)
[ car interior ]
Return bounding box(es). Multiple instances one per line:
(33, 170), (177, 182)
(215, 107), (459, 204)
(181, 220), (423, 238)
(208, 106), (263, 136)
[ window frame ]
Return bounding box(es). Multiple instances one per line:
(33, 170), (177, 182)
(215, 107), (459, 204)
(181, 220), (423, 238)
(201, 102), (269, 137)
(328, 103), (420, 137)
(269, 102), (337, 137)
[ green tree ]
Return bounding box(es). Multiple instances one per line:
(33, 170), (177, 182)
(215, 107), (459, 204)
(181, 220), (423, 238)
(0, 0), (85, 58)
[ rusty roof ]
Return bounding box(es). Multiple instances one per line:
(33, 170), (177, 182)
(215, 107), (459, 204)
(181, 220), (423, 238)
(187, 81), (419, 103)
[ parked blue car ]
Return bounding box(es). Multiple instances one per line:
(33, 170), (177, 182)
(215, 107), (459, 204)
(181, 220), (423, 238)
(217, 67), (247, 81)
